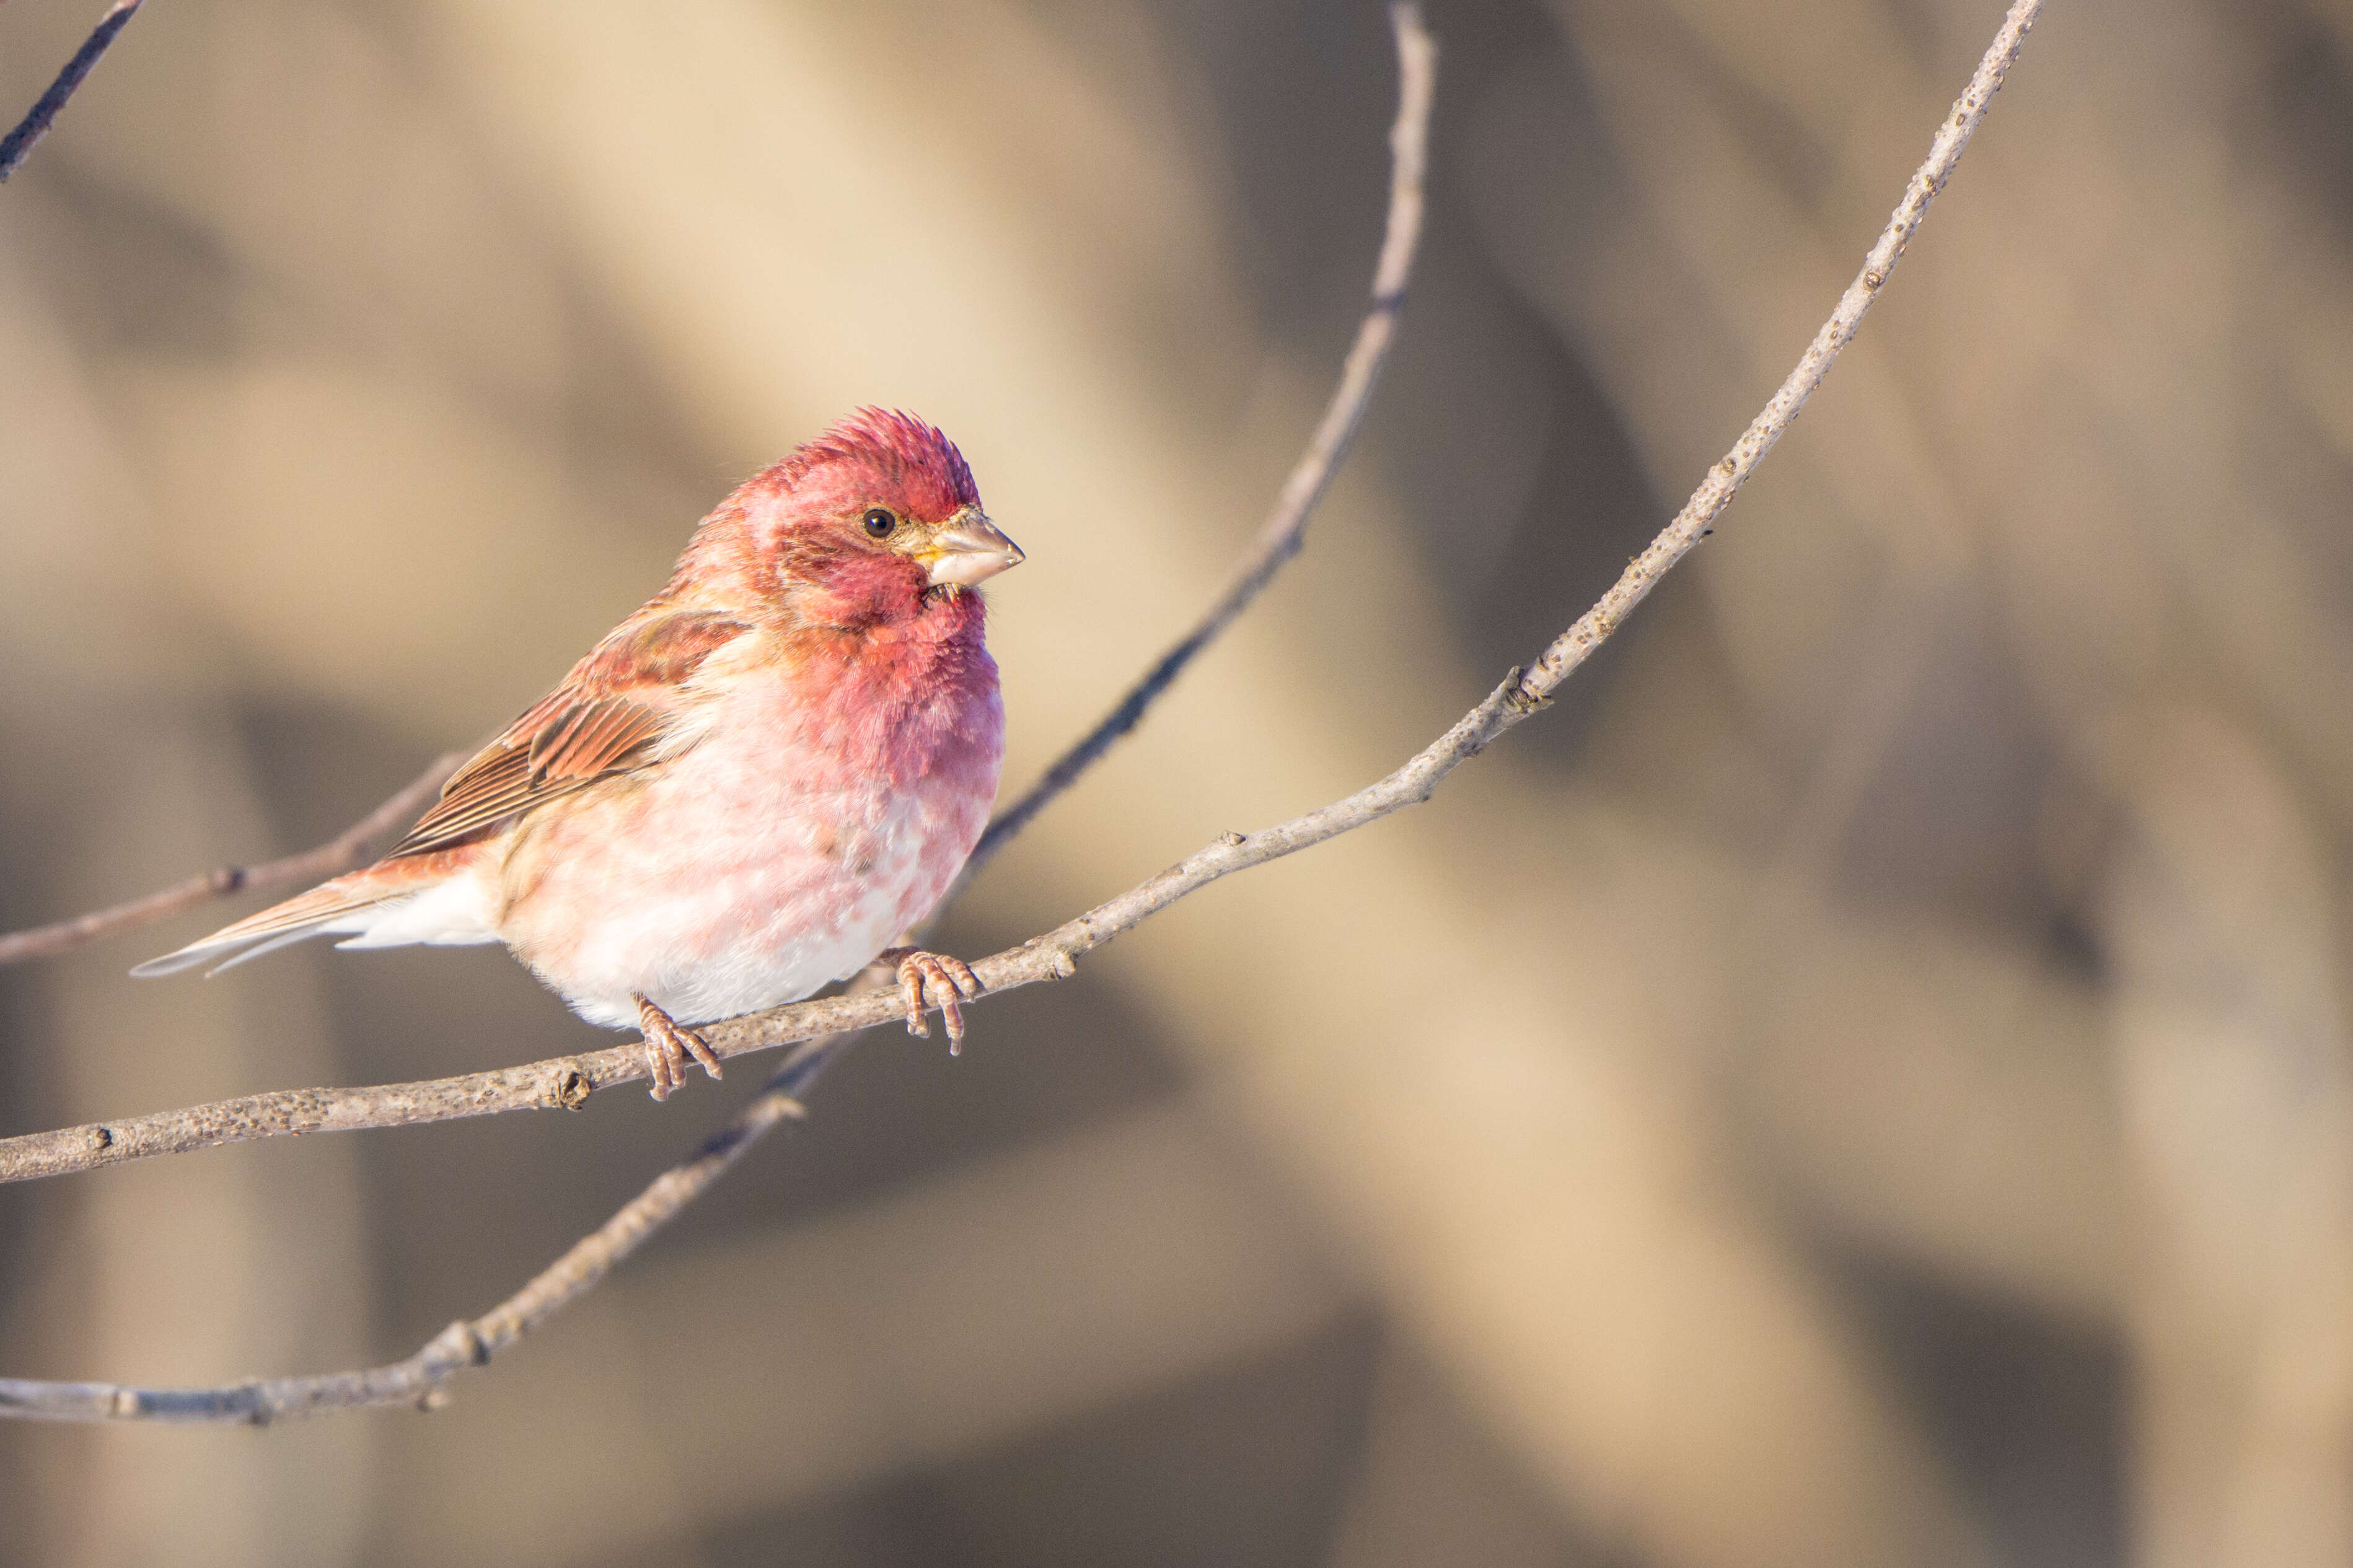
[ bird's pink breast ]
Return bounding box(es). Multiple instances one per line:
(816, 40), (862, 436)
(493, 615), (1003, 1028)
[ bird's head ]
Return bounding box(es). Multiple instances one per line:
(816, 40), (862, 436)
(680, 409), (1023, 629)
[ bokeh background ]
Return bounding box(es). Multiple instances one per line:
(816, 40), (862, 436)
(0, 0), (2344, 1562)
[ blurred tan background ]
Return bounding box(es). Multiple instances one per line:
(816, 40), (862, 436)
(0, 0), (2344, 1562)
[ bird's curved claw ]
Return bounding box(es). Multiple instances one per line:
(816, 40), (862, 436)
(636, 995), (722, 1100)
(881, 948), (984, 1055)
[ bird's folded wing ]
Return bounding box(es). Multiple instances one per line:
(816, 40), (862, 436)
(385, 609), (755, 860)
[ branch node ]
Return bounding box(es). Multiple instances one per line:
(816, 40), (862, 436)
(1218, 831), (1246, 848)
(425, 1319), (489, 1370)
(548, 1066), (592, 1113)
(1501, 670), (1551, 717)
(416, 1385), (453, 1413)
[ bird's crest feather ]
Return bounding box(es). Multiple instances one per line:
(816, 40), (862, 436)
(772, 407), (980, 523)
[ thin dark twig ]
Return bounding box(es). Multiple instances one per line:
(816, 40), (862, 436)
(0, 0), (144, 183)
(0, 751), (467, 966)
(0, 0), (2041, 1422)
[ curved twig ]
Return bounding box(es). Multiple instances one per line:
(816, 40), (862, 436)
(0, 752), (467, 966)
(962, 0), (1434, 881)
(0, 0), (144, 183)
(0, 0), (2041, 1421)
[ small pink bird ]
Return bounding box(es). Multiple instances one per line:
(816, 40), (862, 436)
(138, 409), (1023, 1099)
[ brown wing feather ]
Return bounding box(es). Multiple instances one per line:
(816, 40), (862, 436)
(529, 696), (669, 782)
(385, 610), (753, 861)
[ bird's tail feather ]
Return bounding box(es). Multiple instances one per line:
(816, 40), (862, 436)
(131, 868), (427, 978)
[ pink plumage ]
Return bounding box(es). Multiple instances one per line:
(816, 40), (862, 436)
(138, 410), (1024, 1097)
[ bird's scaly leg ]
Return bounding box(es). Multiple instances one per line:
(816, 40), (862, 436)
(636, 994), (723, 1100)
(877, 947), (984, 1055)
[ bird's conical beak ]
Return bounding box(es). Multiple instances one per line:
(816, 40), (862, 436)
(925, 512), (1025, 587)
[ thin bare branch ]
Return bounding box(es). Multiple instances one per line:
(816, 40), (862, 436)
(963, 2), (1435, 880)
(1513, 0), (2042, 706)
(0, 751), (467, 966)
(0, 1041), (832, 1422)
(0, 0), (143, 184)
(0, 0), (2040, 1421)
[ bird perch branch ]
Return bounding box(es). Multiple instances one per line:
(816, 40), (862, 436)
(0, 0), (144, 183)
(0, 0), (2041, 1422)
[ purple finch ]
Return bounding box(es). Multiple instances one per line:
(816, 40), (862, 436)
(138, 409), (1023, 1099)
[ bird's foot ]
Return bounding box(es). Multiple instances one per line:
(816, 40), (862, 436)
(878, 947), (984, 1055)
(636, 995), (722, 1100)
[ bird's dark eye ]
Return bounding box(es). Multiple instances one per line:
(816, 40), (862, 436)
(862, 507), (898, 539)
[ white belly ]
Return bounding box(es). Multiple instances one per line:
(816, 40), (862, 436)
(487, 686), (997, 1029)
